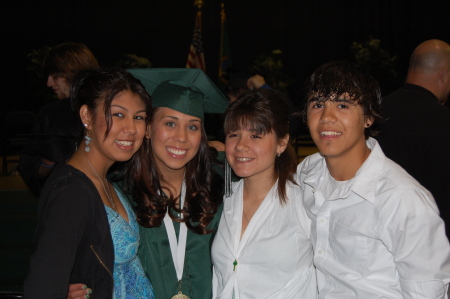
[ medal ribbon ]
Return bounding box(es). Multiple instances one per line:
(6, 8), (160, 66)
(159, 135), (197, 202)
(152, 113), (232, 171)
(163, 183), (188, 283)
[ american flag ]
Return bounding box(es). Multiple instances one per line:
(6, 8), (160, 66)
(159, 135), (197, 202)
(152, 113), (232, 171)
(186, 10), (206, 71)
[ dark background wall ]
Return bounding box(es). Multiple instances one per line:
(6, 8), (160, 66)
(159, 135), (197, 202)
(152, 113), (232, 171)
(3, 0), (450, 115)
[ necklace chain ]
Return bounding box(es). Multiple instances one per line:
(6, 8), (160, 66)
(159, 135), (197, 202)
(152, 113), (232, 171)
(79, 151), (116, 211)
(243, 210), (251, 224)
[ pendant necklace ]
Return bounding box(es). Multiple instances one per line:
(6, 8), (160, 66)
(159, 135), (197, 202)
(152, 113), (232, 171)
(164, 183), (191, 299)
(80, 151), (116, 211)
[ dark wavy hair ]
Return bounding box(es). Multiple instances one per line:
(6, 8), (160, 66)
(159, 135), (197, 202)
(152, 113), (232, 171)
(302, 60), (382, 138)
(223, 89), (297, 203)
(128, 107), (224, 235)
(71, 67), (152, 190)
(71, 66), (151, 141)
(44, 42), (99, 84)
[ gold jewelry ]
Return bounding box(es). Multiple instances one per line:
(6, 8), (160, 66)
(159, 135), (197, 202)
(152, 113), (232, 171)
(79, 151), (116, 211)
(171, 280), (190, 299)
(171, 292), (190, 299)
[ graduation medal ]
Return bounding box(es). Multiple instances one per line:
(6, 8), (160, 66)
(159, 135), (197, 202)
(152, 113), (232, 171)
(171, 291), (190, 299)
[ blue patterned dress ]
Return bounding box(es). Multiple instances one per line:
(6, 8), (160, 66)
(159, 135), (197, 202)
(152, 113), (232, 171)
(106, 188), (155, 299)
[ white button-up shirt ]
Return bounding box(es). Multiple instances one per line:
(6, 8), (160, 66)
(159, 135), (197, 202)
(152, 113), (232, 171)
(296, 138), (450, 298)
(212, 180), (317, 298)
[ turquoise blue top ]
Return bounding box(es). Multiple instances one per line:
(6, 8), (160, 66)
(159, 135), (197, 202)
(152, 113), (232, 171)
(106, 188), (155, 299)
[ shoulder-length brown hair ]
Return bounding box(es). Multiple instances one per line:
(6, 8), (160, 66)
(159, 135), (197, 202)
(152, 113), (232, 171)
(223, 89), (297, 203)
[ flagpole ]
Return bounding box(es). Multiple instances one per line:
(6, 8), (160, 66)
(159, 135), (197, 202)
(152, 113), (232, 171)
(194, 0), (204, 10)
(194, 0), (203, 23)
(195, 0), (203, 37)
(219, 2), (225, 79)
(218, 0), (231, 86)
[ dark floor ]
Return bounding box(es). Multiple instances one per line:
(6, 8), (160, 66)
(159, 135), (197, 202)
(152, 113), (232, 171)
(0, 191), (36, 292)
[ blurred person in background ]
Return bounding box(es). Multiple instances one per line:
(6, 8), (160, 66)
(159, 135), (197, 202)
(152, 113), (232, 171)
(19, 42), (99, 197)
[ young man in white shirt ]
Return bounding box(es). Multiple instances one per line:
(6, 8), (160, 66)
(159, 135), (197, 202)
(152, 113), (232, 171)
(296, 60), (450, 298)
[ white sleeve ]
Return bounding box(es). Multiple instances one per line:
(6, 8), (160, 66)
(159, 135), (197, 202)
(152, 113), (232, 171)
(379, 187), (450, 299)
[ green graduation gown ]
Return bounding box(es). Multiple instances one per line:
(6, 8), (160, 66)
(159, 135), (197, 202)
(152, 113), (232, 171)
(138, 203), (223, 299)
(138, 152), (225, 299)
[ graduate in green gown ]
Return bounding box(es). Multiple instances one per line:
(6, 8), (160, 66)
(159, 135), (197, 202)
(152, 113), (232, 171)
(127, 68), (228, 299)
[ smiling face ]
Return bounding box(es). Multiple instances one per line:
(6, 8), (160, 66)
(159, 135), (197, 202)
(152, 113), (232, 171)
(307, 94), (373, 164)
(149, 107), (202, 177)
(225, 128), (287, 182)
(82, 90), (147, 166)
(47, 75), (70, 99)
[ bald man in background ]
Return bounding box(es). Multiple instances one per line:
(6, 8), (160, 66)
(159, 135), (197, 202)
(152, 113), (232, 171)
(376, 39), (450, 239)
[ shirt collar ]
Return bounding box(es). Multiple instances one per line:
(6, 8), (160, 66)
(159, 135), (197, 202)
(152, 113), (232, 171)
(350, 138), (385, 203)
(301, 152), (327, 189)
(302, 138), (385, 204)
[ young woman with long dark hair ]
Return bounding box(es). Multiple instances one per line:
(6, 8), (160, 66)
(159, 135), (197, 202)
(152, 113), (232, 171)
(128, 68), (228, 299)
(24, 67), (155, 299)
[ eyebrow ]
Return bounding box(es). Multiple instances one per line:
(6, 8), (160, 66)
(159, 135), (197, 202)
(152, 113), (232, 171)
(111, 105), (146, 113)
(307, 96), (325, 104)
(307, 96), (354, 104)
(333, 98), (353, 103)
(162, 115), (201, 123)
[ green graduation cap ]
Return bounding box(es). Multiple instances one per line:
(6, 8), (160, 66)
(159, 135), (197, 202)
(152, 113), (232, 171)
(127, 68), (229, 120)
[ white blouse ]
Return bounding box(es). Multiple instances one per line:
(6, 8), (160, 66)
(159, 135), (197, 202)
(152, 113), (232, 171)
(212, 180), (318, 299)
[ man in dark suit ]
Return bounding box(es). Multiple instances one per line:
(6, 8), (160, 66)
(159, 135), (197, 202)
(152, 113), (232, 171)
(376, 39), (450, 239)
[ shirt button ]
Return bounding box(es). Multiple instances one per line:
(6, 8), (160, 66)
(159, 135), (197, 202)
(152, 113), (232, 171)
(312, 188), (316, 193)
(320, 218), (325, 223)
(318, 250), (323, 254)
